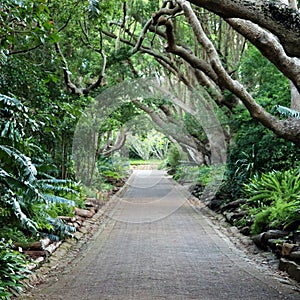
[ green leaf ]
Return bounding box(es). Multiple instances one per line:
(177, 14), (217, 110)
(273, 105), (300, 119)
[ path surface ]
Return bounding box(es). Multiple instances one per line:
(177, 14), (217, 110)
(23, 170), (299, 299)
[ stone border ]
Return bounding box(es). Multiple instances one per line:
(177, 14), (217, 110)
(188, 195), (300, 288)
(18, 180), (131, 296)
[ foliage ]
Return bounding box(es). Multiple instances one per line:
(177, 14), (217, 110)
(0, 94), (80, 241)
(127, 129), (169, 161)
(223, 45), (299, 198)
(165, 144), (183, 174)
(97, 155), (129, 184)
(273, 105), (300, 119)
(0, 240), (30, 299)
(225, 119), (299, 198)
(238, 45), (290, 105)
(243, 169), (300, 234)
(172, 164), (198, 182)
(0, 0), (57, 54)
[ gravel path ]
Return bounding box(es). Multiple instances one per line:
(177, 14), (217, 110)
(21, 170), (300, 299)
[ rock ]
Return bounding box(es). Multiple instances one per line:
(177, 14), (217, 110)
(14, 237), (51, 250)
(23, 250), (49, 258)
(252, 233), (268, 250)
(252, 230), (290, 251)
(279, 258), (300, 282)
(220, 199), (247, 212)
(264, 230), (289, 240)
(207, 199), (221, 211)
(289, 251), (300, 261)
(282, 243), (297, 257)
(239, 226), (250, 235)
(267, 239), (281, 251)
(224, 212), (235, 223)
(75, 208), (95, 218)
(45, 241), (62, 254)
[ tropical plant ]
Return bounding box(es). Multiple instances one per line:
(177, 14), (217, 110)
(245, 169), (300, 207)
(243, 169), (300, 234)
(0, 94), (80, 241)
(273, 105), (300, 119)
(0, 240), (30, 299)
(165, 144), (183, 175)
(127, 129), (169, 161)
(97, 155), (129, 185)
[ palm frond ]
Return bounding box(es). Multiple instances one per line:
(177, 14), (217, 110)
(88, 0), (100, 19)
(0, 93), (25, 113)
(46, 217), (77, 239)
(39, 183), (79, 194)
(5, 191), (38, 232)
(273, 105), (300, 119)
(0, 168), (40, 202)
(38, 178), (78, 185)
(0, 145), (37, 182)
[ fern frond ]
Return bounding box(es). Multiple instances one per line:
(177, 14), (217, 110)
(273, 105), (300, 119)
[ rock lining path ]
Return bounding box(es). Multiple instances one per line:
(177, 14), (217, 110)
(21, 170), (300, 299)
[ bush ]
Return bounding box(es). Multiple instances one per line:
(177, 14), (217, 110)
(97, 155), (129, 184)
(0, 240), (30, 299)
(224, 120), (299, 198)
(223, 46), (299, 199)
(165, 144), (183, 175)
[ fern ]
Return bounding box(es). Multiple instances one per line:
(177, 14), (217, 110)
(244, 169), (300, 207)
(244, 168), (300, 234)
(273, 105), (300, 119)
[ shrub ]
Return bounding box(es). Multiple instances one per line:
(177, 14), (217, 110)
(244, 169), (300, 234)
(0, 240), (30, 299)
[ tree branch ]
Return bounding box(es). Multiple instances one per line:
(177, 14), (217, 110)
(226, 18), (300, 93)
(188, 0), (300, 57)
(178, 0), (300, 146)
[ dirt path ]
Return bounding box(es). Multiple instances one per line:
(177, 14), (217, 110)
(21, 170), (299, 299)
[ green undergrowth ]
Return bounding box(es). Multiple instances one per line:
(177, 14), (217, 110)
(239, 168), (300, 235)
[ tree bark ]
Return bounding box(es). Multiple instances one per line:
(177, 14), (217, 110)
(226, 18), (300, 93)
(188, 0), (300, 57)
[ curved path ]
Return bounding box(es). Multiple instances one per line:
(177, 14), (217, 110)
(23, 170), (299, 299)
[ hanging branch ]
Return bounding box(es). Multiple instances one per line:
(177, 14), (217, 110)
(54, 30), (106, 95)
(176, 0), (300, 146)
(102, 128), (128, 157)
(226, 18), (300, 93)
